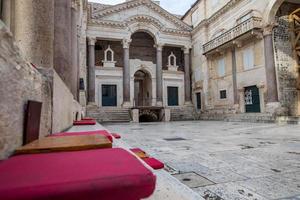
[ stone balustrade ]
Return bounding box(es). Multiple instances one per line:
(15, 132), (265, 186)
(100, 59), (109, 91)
(203, 17), (262, 54)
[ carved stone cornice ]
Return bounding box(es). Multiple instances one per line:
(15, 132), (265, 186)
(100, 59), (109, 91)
(89, 0), (192, 31)
(263, 24), (276, 36)
(192, 0), (243, 34)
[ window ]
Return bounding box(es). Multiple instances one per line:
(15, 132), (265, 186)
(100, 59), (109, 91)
(194, 67), (201, 82)
(196, 93), (201, 109)
(243, 47), (254, 70)
(217, 58), (226, 77)
(220, 90), (227, 99)
(211, 0), (219, 8)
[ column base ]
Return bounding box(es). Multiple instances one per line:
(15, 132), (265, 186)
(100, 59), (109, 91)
(156, 101), (163, 107)
(122, 101), (131, 108)
(266, 102), (286, 115)
(132, 109), (139, 123)
(87, 102), (96, 106)
(184, 101), (193, 106)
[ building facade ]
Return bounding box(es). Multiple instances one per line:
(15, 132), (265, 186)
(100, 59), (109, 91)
(182, 0), (300, 118)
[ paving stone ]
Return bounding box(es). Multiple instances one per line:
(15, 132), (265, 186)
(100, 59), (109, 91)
(173, 172), (215, 188)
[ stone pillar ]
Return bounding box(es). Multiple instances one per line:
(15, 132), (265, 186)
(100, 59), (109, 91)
(238, 88), (245, 113)
(156, 43), (163, 106)
(122, 39), (131, 107)
(87, 37), (96, 103)
(71, 1), (79, 100)
(263, 26), (279, 103)
(257, 84), (265, 113)
(184, 47), (192, 103)
(54, 0), (72, 91)
(2, 0), (11, 30)
(231, 48), (238, 104)
(14, 0), (54, 68)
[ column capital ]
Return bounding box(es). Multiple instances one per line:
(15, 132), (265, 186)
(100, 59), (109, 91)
(263, 24), (277, 36)
(88, 37), (96, 46)
(122, 38), (132, 49)
(72, 0), (80, 10)
(183, 46), (191, 54)
(154, 43), (164, 51)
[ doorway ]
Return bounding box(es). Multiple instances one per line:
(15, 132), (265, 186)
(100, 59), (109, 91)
(245, 86), (260, 113)
(134, 70), (152, 107)
(102, 85), (117, 107)
(168, 86), (179, 106)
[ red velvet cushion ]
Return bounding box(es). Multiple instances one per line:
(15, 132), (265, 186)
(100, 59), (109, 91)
(0, 148), (156, 200)
(143, 157), (164, 170)
(82, 117), (94, 121)
(130, 148), (146, 154)
(73, 120), (96, 126)
(112, 133), (121, 139)
(51, 130), (113, 142)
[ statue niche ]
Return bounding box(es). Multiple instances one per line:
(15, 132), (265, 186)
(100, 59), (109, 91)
(102, 45), (116, 68)
(167, 52), (178, 71)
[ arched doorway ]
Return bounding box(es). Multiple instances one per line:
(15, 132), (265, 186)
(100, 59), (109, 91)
(134, 70), (152, 107)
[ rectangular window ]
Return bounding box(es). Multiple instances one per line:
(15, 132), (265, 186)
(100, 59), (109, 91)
(196, 93), (201, 110)
(194, 67), (201, 82)
(220, 90), (227, 99)
(217, 58), (226, 77)
(211, 0), (219, 8)
(167, 87), (179, 106)
(243, 47), (254, 70)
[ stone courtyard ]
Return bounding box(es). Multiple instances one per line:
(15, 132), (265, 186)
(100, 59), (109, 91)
(105, 121), (300, 199)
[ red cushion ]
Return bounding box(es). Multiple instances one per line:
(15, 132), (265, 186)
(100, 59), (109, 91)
(0, 148), (156, 200)
(51, 130), (113, 142)
(112, 133), (121, 139)
(82, 117), (94, 121)
(130, 148), (146, 154)
(73, 120), (96, 126)
(143, 157), (164, 170)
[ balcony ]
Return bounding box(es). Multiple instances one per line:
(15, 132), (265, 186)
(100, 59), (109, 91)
(203, 17), (263, 55)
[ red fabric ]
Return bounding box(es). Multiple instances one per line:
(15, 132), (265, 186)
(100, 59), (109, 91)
(73, 120), (96, 126)
(143, 157), (164, 170)
(130, 148), (146, 154)
(82, 117), (94, 121)
(50, 130), (113, 142)
(0, 148), (156, 200)
(112, 133), (121, 139)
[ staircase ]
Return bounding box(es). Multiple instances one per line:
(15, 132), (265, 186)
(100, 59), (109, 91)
(170, 106), (197, 121)
(86, 105), (131, 123)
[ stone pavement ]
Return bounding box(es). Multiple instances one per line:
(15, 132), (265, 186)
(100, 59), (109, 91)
(68, 123), (204, 200)
(104, 121), (300, 200)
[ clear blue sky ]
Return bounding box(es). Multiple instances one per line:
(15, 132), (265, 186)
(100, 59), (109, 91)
(89, 0), (196, 15)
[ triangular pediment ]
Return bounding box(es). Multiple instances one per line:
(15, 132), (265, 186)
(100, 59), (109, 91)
(89, 0), (192, 32)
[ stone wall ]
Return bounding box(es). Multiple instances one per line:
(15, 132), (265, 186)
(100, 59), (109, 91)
(0, 21), (83, 159)
(273, 3), (299, 115)
(0, 22), (52, 159)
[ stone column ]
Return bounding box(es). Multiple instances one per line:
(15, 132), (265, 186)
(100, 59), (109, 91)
(263, 26), (279, 103)
(257, 83), (265, 113)
(231, 48), (238, 104)
(156, 43), (163, 106)
(71, 1), (79, 100)
(87, 37), (96, 103)
(14, 0), (54, 68)
(54, 0), (72, 91)
(2, 0), (11, 30)
(122, 39), (131, 107)
(184, 47), (192, 103)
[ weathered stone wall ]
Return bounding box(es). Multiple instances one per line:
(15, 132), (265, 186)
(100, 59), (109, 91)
(273, 4), (299, 115)
(0, 21), (83, 159)
(0, 22), (52, 159)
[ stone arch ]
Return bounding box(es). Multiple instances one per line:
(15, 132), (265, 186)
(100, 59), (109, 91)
(134, 69), (153, 107)
(264, 0), (285, 24)
(128, 22), (160, 45)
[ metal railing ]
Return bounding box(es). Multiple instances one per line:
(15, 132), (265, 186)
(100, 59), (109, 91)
(203, 17), (262, 54)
